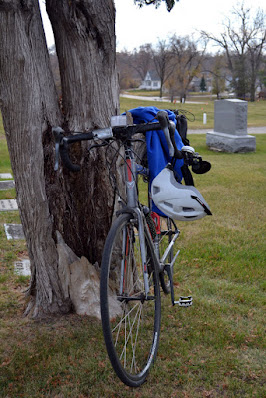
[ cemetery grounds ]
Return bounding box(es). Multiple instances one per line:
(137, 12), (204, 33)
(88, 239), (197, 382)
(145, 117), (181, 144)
(0, 100), (265, 397)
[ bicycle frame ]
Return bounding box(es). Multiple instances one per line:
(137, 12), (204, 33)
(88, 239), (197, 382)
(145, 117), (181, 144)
(122, 141), (181, 299)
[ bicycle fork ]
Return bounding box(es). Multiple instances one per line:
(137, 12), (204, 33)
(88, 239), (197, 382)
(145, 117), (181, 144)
(121, 145), (152, 298)
(119, 208), (152, 299)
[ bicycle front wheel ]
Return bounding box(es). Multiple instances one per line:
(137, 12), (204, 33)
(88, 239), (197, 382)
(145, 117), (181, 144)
(100, 213), (161, 387)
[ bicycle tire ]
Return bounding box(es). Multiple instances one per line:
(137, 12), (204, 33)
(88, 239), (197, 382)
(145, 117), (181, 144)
(100, 213), (161, 387)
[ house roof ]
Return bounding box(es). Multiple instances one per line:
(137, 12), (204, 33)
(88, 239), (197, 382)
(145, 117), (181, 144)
(145, 70), (160, 81)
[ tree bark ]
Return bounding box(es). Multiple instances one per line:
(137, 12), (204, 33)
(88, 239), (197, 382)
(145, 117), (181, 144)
(0, 0), (120, 318)
(45, 0), (119, 266)
(0, 0), (69, 317)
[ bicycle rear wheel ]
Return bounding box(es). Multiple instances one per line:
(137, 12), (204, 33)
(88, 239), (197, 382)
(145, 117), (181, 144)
(100, 213), (161, 387)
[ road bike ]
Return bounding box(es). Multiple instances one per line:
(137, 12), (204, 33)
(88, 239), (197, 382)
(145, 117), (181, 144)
(53, 109), (211, 387)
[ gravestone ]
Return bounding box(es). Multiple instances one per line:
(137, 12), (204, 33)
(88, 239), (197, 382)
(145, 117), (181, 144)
(0, 180), (15, 190)
(14, 259), (31, 276)
(0, 173), (13, 179)
(0, 199), (18, 211)
(206, 99), (256, 152)
(4, 224), (25, 240)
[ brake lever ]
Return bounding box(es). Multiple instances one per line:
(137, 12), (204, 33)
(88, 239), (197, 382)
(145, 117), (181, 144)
(156, 111), (175, 157)
(169, 121), (183, 159)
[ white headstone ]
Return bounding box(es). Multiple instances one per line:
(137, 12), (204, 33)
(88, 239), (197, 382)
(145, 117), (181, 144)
(14, 259), (31, 276)
(0, 173), (13, 179)
(0, 199), (18, 211)
(4, 224), (25, 240)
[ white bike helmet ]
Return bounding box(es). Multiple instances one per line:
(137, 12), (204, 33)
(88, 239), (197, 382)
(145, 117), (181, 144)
(151, 165), (212, 221)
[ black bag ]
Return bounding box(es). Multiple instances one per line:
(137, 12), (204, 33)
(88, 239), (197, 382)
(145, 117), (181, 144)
(172, 110), (194, 186)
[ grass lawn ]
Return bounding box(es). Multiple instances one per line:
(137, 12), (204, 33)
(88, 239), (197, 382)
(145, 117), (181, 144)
(0, 114), (265, 396)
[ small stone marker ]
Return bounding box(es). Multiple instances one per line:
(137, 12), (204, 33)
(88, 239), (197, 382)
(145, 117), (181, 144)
(0, 180), (15, 190)
(0, 173), (13, 179)
(206, 99), (256, 152)
(0, 199), (18, 211)
(14, 259), (31, 276)
(4, 224), (25, 240)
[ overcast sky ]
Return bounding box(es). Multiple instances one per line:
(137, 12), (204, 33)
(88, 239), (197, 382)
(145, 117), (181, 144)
(40, 0), (266, 51)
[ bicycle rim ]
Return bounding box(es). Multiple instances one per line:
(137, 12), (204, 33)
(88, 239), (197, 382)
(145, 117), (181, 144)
(100, 213), (161, 387)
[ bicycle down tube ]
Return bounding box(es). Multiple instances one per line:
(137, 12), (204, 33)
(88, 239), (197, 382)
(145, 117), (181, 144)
(124, 142), (151, 298)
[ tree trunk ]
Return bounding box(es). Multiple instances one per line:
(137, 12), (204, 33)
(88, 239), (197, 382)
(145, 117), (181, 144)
(45, 0), (119, 265)
(0, 0), (119, 318)
(0, 0), (69, 317)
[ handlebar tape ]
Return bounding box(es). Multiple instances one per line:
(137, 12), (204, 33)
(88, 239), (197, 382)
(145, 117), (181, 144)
(60, 132), (94, 172)
(60, 138), (81, 172)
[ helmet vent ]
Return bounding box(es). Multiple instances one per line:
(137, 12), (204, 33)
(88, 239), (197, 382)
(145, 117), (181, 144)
(153, 186), (160, 195)
(163, 201), (173, 209)
(183, 207), (194, 212)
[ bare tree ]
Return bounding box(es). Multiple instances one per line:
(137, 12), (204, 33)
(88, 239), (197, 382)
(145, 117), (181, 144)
(152, 39), (175, 97)
(131, 44), (153, 81)
(258, 56), (266, 90)
(116, 44), (153, 89)
(202, 53), (228, 99)
(201, 3), (266, 101)
(117, 50), (140, 90)
(210, 54), (227, 99)
(169, 35), (206, 102)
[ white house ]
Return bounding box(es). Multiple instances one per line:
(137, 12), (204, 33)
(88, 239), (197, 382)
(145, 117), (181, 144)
(139, 71), (161, 90)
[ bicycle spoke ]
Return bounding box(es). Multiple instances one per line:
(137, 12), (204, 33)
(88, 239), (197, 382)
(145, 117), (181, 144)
(130, 303), (142, 373)
(101, 214), (161, 386)
(112, 301), (139, 334)
(119, 302), (142, 366)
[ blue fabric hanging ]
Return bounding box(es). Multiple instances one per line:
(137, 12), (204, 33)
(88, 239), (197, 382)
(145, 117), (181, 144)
(125, 106), (184, 215)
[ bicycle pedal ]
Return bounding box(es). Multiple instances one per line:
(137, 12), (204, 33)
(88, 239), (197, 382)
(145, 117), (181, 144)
(174, 296), (193, 307)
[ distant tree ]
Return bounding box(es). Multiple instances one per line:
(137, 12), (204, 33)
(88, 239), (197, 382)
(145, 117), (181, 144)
(131, 44), (153, 81)
(165, 70), (179, 102)
(210, 53), (227, 99)
(200, 76), (207, 92)
(169, 35), (206, 102)
(258, 57), (266, 89)
(152, 39), (175, 97)
(201, 3), (266, 101)
(117, 50), (140, 90)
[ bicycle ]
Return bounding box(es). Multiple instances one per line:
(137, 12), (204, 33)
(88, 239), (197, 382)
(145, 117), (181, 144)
(53, 109), (211, 387)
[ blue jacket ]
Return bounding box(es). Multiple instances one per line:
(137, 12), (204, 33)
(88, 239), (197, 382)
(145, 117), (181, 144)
(127, 106), (184, 215)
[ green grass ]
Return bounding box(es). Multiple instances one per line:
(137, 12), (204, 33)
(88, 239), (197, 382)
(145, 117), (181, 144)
(124, 89), (162, 97)
(0, 137), (15, 200)
(120, 96), (215, 129)
(0, 114), (265, 396)
(0, 136), (11, 173)
(120, 95), (266, 129)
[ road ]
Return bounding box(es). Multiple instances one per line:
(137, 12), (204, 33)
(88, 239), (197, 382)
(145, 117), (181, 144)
(120, 93), (203, 104)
